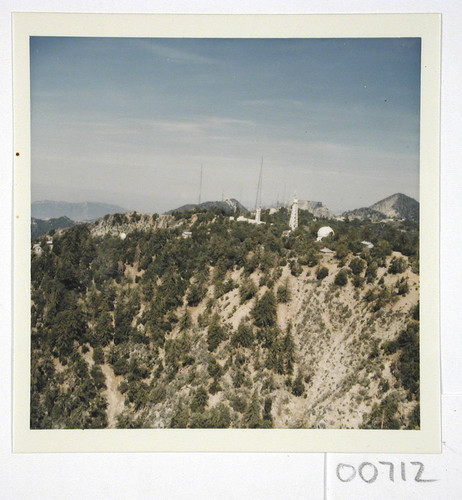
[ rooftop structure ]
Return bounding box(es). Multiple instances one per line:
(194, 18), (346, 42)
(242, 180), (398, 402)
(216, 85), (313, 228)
(236, 213), (265, 225)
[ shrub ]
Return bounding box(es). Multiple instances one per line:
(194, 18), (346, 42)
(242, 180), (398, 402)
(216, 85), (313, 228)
(239, 278), (257, 304)
(93, 346), (105, 365)
(244, 391), (263, 428)
(388, 256), (407, 275)
(352, 275), (364, 288)
(276, 279), (291, 303)
(113, 357), (129, 376)
(335, 244), (349, 260)
(292, 372), (305, 396)
(382, 339), (398, 355)
(90, 365), (106, 390)
(251, 291), (277, 327)
(207, 320), (225, 352)
(170, 402), (189, 428)
(118, 381), (129, 394)
(187, 283), (206, 306)
(397, 278), (409, 296)
(289, 259), (302, 277)
(207, 358), (223, 379)
(349, 257), (365, 276)
(365, 261), (378, 283)
(190, 386), (208, 413)
(334, 269), (348, 287)
(316, 266), (329, 280)
(231, 321), (254, 348)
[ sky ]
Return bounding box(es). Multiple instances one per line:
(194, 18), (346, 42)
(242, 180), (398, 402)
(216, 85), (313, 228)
(30, 37), (421, 214)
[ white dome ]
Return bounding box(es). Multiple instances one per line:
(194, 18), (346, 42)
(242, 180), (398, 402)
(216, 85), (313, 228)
(317, 226), (334, 241)
(120, 232), (127, 240)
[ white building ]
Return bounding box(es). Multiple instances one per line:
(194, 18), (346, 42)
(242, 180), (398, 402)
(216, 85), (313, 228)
(32, 243), (42, 255)
(236, 207), (265, 225)
(316, 226), (334, 241)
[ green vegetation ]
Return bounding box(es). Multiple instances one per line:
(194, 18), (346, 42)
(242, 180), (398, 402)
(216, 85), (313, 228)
(30, 209), (419, 429)
(316, 266), (329, 280)
(334, 269), (348, 287)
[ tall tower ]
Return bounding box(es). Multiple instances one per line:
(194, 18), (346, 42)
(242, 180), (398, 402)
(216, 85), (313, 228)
(289, 195), (298, 231)
(198, 164), (203, 205)
(255, 207), (261, 224)
(255, 157), (263, 212)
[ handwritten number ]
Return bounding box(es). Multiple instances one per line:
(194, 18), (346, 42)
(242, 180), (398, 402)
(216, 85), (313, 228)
(336, 463), (356, 482)
(358, 462), (378, 483)
(378, 461), (394, 482)
(411, 462), (438, 483)
(401, 461), (406, 481)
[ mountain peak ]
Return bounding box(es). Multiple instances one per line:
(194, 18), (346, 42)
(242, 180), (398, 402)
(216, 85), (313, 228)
(342, 193), (419, 222)
(370, 193), (419, 222)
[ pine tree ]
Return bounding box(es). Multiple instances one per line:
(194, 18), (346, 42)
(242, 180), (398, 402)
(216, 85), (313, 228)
(244, 390), (262, 428)
(252, 290), (277, 327)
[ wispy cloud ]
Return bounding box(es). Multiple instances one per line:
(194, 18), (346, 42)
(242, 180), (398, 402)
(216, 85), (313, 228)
(136, 39), (217, 65)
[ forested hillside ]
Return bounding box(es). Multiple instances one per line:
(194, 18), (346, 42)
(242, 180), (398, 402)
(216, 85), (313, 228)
(30, 208), (420, 430)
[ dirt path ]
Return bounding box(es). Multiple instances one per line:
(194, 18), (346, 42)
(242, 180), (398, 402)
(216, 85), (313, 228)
(100, 363), (125, 428)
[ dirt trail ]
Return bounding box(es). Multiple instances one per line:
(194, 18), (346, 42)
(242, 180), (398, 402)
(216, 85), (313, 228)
(100, 363), (125, 428)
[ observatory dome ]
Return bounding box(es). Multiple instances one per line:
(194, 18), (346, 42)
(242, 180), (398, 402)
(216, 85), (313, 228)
(317, 226), (334, 241)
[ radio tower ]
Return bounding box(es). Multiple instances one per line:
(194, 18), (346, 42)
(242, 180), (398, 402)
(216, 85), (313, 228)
(198, 164), (203, 205)
(289, 194), (298, 231)
(254, 157), (263, 223)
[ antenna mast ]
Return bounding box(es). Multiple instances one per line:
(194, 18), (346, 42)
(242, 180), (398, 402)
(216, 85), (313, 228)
(198, 164), (203, 205)
(255, 157), (263, 211)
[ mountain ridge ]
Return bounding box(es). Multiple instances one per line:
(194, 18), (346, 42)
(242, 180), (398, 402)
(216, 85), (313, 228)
(343, 193), (418, 222)
(31, 216), (75, 239)
(32, 200), (128, 222)
(296, 200), (335, 219)
(165, 198), (248, 215)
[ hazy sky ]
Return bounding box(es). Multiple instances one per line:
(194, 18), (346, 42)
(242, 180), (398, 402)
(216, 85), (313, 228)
(31, 37), (421, 214)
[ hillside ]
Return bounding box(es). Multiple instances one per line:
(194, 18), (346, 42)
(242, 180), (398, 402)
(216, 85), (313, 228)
(370, 193), (419, 222)
(32, 200), (128, 221)
(297, 200), (334, 219)
(30, 208), (420, 430)
(31, 216), (75, 239)
(165, 198), (247, 215)
(343, 193), (419, 223)
(342, 207), (386, 222)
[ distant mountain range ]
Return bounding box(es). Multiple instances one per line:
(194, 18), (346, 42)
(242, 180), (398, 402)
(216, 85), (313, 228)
(32, 201), (127, 222)
(165, 198), (248, 215)
(31, 216), (75, 239)
(31, 193), (418, 227)
(342, 193), (419, 223)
